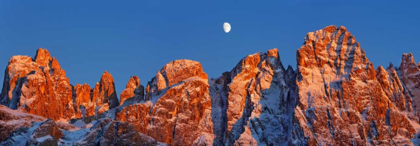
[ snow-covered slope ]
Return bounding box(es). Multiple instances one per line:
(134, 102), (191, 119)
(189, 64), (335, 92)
(0, 105), (165, 146)
(0, 105), (46, 142)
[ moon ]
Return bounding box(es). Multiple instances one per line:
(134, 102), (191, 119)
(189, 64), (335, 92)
(223, 22), (231, 33)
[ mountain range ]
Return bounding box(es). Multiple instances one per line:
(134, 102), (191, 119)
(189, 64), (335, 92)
(1, 25), (420, 145)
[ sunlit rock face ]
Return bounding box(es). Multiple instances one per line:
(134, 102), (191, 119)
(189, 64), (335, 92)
(3, 26), (420, 145)
(0, 48), (76, 120)
(293, 25), (415, 145)
(92, 71), (119, 115)
(73, 83), (95, 118)
(117, 59), (214, 146)
(0, 49), (120, 121)
(376, 64), (413, 113)
(119, 76), (144, 105)
(210, 48), (297, 145)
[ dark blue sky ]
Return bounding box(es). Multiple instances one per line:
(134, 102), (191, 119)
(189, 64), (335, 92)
(1, 0), (419, 95)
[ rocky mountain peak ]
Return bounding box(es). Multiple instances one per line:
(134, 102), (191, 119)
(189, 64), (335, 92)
(400, 53), (418, 78)
(146, 59), (208, 98)
(267, 48), (279, 59)
(294, 25), (415, 145)
(296, 25), (371, 108)
(298, 25), (368, 74)
(0, 48), (115, 121)
(399, 53), (420, 120)
(161, 59), (208, 86)
(3, 26), (420, 145)
(0, 48), (75, 120)
(229, 48), (284, 81)
(34, 48), (52, 67)
(118, 59), (214, 145)
(101, 71), (113, 81)
(73, 83), (95, 118)
(126, 76), (140, 89)
(210, 48), (296, 145)
(9, 55), (33, 65)
(400, 53), (420, 86)
(120, 76), (144, 105)
(92, 71), (119, 112)
(50, 57), (62, 70)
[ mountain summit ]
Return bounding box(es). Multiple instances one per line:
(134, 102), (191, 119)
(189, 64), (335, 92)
(1, 26), (420, 145)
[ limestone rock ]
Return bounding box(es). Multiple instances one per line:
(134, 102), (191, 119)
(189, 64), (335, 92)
(0, 48), (75, 120)
(73, 83), (95, 118)
(92, 71), (119, 113)
(376, 65), (413, 113)
(2, 26), (420, 145)
(117, 59), (214, 146)
(211, 48), (296, 145)
(119, 76), (144, 105)
(293, 25), (415, 145)
(400, 53), (420, 119)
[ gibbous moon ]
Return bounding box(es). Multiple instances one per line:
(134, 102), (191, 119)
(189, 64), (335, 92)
(223, 22), (231, 33)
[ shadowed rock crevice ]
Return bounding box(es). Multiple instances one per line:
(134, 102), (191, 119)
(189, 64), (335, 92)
(210, 72), (230, 145)
(227, 81), (255, 145)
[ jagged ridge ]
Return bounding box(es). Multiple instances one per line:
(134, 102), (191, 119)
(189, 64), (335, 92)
(1, 26), (420, 145)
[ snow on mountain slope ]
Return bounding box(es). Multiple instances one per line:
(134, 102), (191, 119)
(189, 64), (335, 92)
(0, 105), (46, 142)
(0, 105), (164, 146)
